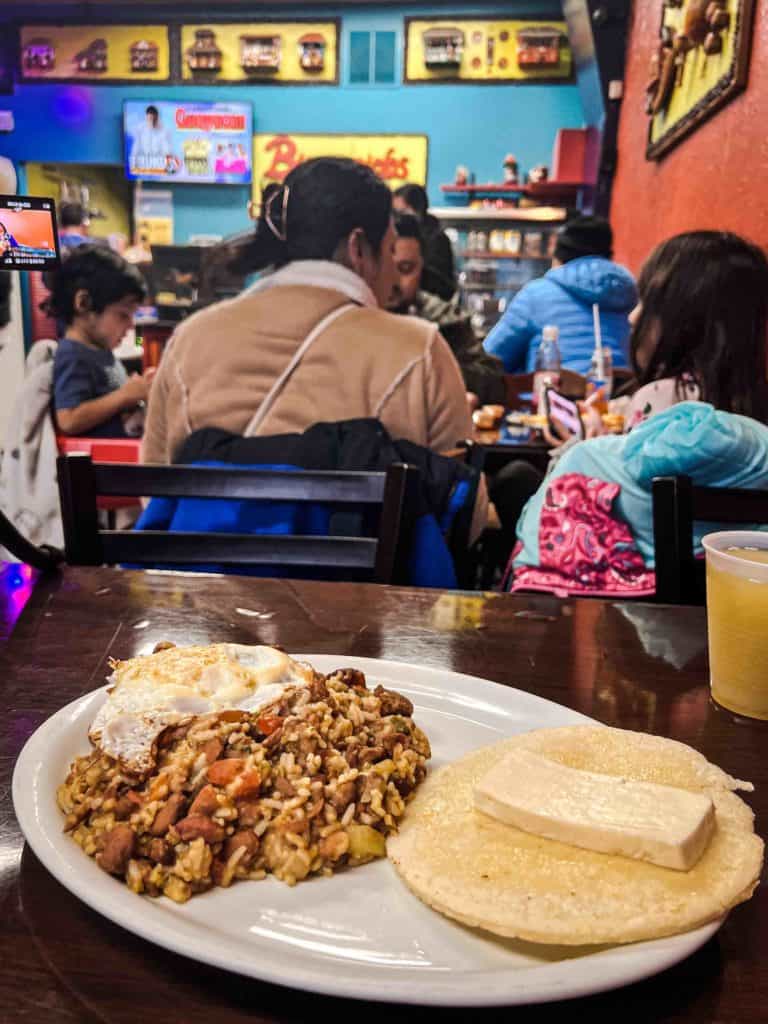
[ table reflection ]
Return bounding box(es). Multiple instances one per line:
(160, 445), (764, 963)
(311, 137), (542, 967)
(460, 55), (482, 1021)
(0, 563), (37, 640)
(569, 601), (710, 739)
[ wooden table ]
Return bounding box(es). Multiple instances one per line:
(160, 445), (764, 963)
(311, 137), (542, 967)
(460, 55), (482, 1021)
(2, 567), (766, 1022)
(472, 427), (551, 474)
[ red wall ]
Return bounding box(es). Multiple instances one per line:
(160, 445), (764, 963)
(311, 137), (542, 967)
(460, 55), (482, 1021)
(611, 1), (768, 275)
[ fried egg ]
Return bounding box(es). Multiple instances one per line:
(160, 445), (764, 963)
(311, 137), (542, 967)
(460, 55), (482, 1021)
(89, 644), (313, 776)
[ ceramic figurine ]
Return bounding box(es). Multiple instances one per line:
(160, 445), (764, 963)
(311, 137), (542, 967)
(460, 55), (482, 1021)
(23, 38), (55, 71)
(422, 27), (465, 68)
(526, 165), (549, 185)
(73, 38), (108, 73)
(240, 35), (281, 73)
(130, 40), (159, 73)
(298, 33), (326, 71)
(186, 29), (223, 73)
(503, 154), (519, 185)
(516, 27), (564, 69)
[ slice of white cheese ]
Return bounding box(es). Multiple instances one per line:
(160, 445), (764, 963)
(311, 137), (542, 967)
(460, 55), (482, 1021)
(473, 748), (716, 871)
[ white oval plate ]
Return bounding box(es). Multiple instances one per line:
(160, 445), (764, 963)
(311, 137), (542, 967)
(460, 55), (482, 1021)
(12, 655), (721, 1006)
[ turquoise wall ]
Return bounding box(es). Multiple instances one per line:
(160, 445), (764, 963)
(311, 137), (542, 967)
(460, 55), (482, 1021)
(0, 3), (585, 243)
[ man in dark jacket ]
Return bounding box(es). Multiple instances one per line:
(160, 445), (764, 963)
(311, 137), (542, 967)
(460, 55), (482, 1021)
(388, 213), (505, 405)
(393, 184), (456, 300)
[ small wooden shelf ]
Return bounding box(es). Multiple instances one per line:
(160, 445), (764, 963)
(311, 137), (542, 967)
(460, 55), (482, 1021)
(441, 181), (589, 199)
(430, 206), (567, 224)
(442, 183), (522, 195)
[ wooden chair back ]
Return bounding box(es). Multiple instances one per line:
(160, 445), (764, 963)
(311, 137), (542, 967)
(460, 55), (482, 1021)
(56, 454), (420, 585)
(652, 475), (768, 604)
(504, 369), (586, 410)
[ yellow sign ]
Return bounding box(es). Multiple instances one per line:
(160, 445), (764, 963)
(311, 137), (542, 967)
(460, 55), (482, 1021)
(20, 25), (170, 81)
(181, 22), (337, 83)
(252, 133), (429, 196)
(648, 0), (750, 158)
(138, 216), (173, 246)
(405, 19), (571, 82)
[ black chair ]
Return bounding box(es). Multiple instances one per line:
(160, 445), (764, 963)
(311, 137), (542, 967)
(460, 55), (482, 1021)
(652, 475), (768, 605)
(56, 453), (420, 585)
(0, 509), (63, 572)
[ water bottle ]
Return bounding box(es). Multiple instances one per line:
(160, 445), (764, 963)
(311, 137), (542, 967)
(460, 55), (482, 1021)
(587, 346), (613, 414)
(533, 325), (561, 410)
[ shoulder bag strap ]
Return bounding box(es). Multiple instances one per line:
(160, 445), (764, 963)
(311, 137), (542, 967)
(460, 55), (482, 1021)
(243, 302), (357, 438)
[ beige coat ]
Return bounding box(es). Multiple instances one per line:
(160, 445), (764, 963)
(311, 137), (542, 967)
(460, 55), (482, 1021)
(142, 261), (474, 465)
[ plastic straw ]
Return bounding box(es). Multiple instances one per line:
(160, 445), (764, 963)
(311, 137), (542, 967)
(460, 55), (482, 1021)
(592, 303), (605, 381)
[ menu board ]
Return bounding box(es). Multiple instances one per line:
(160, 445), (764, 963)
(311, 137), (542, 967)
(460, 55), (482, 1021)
(181, 22), (338, 83)
(125, 101), (253, 184)
(405, 18), (572, 83)
(252, 133), (428, 195)
(19, 25), (170, 82)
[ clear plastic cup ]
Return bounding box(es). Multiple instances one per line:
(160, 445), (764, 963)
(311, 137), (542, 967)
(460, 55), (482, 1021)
(703, 531), (768, 719)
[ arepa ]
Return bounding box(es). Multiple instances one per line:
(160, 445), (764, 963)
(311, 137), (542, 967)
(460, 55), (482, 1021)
(387, 725), (763, 945)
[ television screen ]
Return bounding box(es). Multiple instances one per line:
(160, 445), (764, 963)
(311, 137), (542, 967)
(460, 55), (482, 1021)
(123, 101), (252, 184)
(0, 194), (60, 271)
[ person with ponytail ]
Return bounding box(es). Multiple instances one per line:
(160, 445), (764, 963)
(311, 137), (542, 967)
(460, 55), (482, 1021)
(142, 157), (473, 466)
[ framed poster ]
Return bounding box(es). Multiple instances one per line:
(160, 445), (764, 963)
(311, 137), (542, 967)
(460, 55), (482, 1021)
(404, 18), (572, 83)
(19, 25), (170, 82)
(181, 21), (338, 84)
(646, 0), (756, 160)
(252, 133), (428, 196)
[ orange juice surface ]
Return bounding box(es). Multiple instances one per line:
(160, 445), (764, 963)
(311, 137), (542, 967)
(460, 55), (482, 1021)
(707, 547), (768, 718)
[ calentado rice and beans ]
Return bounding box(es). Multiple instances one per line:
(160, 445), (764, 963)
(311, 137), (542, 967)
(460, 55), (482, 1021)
(57, 666), (431, 902)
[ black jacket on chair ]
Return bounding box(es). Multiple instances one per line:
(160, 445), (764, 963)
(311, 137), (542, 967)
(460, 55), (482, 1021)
(174, 418), (474, 524)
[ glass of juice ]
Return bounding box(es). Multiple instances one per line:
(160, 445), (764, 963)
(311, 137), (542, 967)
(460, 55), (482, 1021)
(703, 531), (768, 719)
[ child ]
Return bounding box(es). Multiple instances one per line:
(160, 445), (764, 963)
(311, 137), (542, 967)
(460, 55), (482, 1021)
(45, 245), (153, 437)
(508, 230), (768, 597)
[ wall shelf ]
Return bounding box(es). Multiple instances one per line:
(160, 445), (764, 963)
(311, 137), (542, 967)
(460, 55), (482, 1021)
(430, 206), (567, 224)
(441, 181), (589, 200)
(461, 251), (550, 261)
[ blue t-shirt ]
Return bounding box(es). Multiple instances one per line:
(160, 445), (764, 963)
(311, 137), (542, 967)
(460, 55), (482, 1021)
(58, 231), (90, 250)
(53, 337), (128, 437)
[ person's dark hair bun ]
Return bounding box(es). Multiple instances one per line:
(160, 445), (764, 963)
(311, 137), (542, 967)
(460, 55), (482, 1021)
(241, 157), (392, 274)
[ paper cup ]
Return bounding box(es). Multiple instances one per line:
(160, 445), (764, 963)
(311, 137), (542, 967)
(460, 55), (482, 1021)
(703, 531), (768, 719)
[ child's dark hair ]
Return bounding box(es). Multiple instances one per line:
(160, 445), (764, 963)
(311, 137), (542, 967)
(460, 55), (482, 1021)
(239, 157), (392, 273)
(631, 231), (768, 421)
(42, 245), (146, 325)
(393, 183), (429, 219)
(393, 211), (424, 250)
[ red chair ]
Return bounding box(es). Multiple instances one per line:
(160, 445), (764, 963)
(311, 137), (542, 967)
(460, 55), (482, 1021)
(55, 436), (142, 517)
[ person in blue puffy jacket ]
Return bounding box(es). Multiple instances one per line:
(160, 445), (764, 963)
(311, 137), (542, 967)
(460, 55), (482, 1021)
(483, 214), (637, 374)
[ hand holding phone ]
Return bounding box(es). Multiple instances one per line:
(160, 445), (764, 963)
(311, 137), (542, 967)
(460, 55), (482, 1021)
(544, 387), (585, 442)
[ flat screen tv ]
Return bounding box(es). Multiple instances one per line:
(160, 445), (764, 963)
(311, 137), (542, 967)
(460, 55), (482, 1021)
(0, 194), (60, 271)
(123, 100), (252, 185)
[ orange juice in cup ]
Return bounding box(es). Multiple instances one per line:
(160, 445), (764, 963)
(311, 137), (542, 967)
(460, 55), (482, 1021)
(703, 531), (768, 719)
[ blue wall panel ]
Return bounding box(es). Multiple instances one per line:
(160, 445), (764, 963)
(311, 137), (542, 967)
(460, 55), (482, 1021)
(0, 3), (585, 243)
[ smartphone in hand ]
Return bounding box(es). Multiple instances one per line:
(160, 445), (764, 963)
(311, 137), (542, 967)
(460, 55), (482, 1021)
(544, 387), (585, 442)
